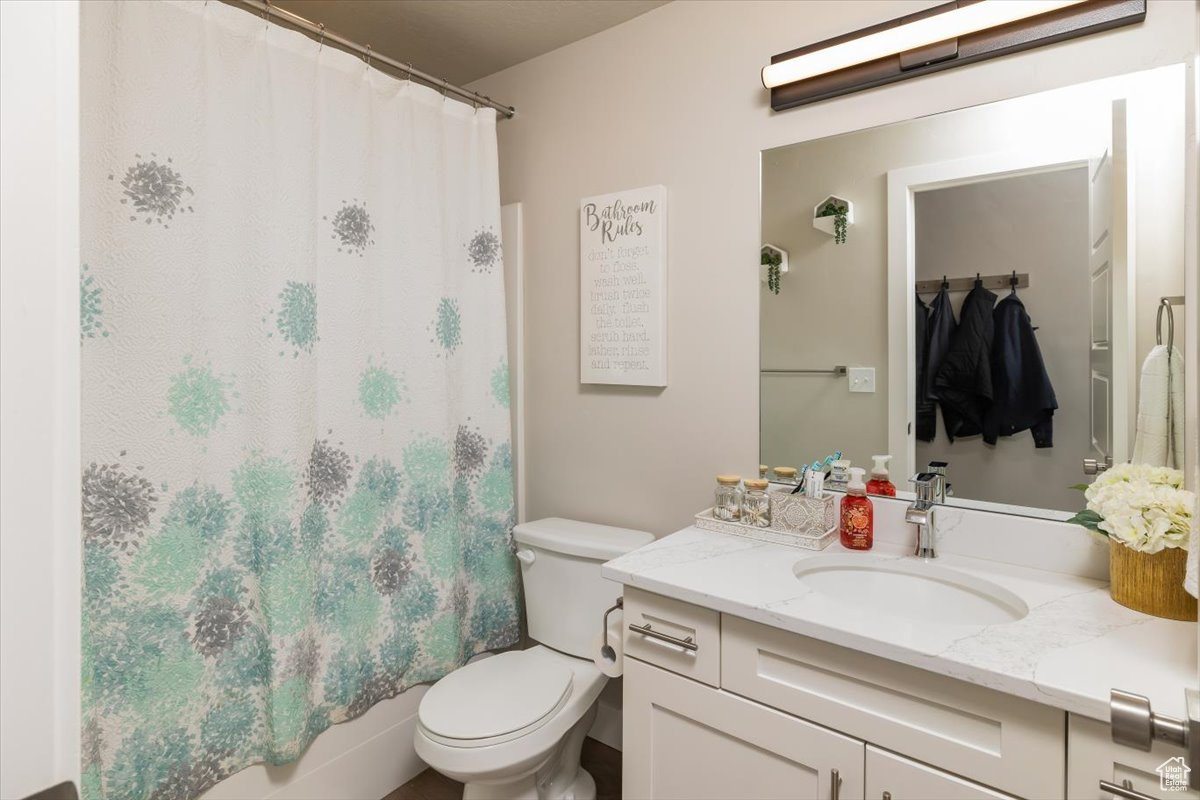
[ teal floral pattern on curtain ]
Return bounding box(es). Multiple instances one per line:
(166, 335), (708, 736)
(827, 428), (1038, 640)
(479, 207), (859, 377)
(80, 3), (518, 798)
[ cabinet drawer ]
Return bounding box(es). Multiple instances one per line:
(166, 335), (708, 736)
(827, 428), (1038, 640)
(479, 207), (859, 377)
(1067, 714), (1199, 800)
(624, 658), (864, 800)
(866, 746), (1019, 800)
(623, 587), (720, 687)
(721, 615), (1065, 799)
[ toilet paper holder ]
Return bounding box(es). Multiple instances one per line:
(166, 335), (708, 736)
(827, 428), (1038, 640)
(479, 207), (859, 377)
(599, 597), (623, 662)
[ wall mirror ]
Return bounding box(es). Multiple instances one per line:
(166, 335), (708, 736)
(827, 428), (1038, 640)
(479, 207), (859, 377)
(760, 65), (1187, 521)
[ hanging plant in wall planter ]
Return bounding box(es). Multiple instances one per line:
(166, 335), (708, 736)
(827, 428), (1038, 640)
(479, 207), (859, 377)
(761, 244), (788, 295)
(813, 195), (853, 245)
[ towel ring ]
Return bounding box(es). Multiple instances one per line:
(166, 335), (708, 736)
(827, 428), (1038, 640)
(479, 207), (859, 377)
(1156, 298), (1174, 352)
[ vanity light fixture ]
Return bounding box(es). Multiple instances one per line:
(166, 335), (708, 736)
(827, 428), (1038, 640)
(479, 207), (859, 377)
(764, 0), (1146, 111)
(762, 0), (1083, 89)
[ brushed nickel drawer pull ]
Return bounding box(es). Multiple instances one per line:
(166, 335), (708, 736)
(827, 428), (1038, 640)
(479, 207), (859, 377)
(830, 768), (841, 800)
(628, 622), (698, 652)
(1099, 779), (1157, 800)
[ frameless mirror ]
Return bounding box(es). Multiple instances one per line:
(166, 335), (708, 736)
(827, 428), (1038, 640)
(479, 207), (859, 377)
(760, 65), (1187, 520)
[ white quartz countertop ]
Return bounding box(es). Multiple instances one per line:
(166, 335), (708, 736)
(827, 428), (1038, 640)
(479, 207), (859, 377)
(601, 526), (1197, 721)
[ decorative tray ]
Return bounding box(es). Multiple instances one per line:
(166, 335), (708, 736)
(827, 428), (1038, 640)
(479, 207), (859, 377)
(694, 503), (837, 551)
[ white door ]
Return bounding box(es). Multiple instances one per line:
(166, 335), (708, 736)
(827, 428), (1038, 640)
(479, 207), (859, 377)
(623, 658), (864, 800)
(865, 746), (1019, 800)
(1086, 99), (1132, 478)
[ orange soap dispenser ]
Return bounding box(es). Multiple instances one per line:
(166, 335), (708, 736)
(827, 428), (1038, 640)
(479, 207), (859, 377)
(839, 467), (873, 551)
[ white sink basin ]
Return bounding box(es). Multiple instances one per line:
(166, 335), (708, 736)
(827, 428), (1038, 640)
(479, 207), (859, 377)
(793, 554), (1029, 626)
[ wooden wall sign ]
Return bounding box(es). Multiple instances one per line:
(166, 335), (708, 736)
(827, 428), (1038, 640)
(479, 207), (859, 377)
(579, 185), (667, 386)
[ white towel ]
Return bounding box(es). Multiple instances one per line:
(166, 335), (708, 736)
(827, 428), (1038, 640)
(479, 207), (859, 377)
(1131, 345), (1185, 469)
(1131, 346), (1195, 598)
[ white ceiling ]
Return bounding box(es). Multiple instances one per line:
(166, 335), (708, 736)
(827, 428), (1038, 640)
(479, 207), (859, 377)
(269, 0), (670, 85)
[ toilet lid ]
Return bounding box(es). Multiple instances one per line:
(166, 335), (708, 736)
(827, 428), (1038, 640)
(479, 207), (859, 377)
(418, 650), (573, 741)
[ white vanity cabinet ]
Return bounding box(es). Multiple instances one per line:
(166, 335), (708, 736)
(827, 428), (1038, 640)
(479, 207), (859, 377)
(1067, 715), (1200, 800)
(621, 585), (721, 687)
(623, 657), (864, 800)
(721, 615), (1065, 799)
(864, 746), (1019, 800)
(620, 587), (1067, 800)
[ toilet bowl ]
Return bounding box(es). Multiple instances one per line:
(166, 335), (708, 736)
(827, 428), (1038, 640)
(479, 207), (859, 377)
(413, 518), (653, 800)
(414, 647), (606, 799)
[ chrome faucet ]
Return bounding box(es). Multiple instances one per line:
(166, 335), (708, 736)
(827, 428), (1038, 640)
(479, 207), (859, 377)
(926, 460), (950, 503)
(906, 471), (941, 559)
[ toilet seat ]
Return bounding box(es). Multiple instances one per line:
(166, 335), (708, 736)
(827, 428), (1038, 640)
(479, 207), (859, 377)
(418, 650), (574, 748)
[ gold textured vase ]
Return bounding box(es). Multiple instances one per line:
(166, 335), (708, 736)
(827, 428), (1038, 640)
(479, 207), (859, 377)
(1108, 539), (1197, 621)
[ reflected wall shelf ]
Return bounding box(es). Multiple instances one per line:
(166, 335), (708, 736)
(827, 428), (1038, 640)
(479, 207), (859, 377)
(813, 195), (854, 239)
(761, 243), (789, 284)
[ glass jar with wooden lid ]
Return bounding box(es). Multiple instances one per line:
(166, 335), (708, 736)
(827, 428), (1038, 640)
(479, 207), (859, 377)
(742, 479), (771, 528)
(713, 475), (743, 522)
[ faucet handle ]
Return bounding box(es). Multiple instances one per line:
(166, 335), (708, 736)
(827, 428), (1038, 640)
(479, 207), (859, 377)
(925, 462), (949, 502)
(909, 472), (937, 502)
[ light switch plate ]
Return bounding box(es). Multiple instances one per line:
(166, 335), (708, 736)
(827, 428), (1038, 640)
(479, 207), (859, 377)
(848, 367), (875, 393)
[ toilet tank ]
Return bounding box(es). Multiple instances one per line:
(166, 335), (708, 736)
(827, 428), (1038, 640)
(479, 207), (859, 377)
(513, 517), (653, 659)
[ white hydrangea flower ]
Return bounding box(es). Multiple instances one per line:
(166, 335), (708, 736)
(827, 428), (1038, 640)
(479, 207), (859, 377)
(1089, 462), (1185, 491)
(1083, 464), (1194, 553)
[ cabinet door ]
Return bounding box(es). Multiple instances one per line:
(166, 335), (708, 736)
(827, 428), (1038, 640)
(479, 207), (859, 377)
(1067, 715), (1200, 800)
(865, 746), (1019, 800)
(623, 657), (863, 800)
(722, 615), (1065, 799)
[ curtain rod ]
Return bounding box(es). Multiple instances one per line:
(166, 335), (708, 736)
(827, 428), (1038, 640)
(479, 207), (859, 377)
(230, 0), (516, 119)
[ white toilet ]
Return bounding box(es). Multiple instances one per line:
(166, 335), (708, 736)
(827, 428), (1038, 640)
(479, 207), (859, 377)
(414, 517), (653, 800)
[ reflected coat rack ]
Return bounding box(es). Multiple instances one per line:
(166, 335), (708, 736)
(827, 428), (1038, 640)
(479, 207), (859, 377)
(915, 272), (1030, 294)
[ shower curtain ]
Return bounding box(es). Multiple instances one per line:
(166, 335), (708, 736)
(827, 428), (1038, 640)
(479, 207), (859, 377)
(79, 3), (519, 798)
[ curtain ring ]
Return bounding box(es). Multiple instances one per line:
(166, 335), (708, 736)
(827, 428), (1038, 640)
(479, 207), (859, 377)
(364, 44), (372, 68)
(317, 22), (325, 50)
(263, 0), (271, 28)
(405, 63), (414, 83)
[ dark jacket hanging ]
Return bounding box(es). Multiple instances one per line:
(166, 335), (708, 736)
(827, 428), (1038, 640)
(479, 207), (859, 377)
(983, 293), (1057, 447)
(915, 293), (931, 441)
(935, 284), (996, 441)
(917, 287), (956, 442)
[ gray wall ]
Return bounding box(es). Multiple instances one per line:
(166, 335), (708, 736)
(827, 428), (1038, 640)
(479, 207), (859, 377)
(913, 170), (1089, 512)
(470, 0), (1193, 536)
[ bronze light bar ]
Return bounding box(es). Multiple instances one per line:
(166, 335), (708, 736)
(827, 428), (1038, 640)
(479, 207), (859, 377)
(765, 0), (1146, 112)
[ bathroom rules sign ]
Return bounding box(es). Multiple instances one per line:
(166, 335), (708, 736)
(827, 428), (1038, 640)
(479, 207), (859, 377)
(579, 184), (668, 386)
